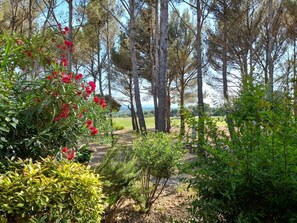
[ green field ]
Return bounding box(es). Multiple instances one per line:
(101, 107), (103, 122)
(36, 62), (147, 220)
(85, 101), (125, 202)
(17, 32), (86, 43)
(113, 116), (226, 130)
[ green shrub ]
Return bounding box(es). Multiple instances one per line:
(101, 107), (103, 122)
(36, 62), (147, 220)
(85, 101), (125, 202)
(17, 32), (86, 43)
(189, 82), (297, 222)
(112, 122), (125, 131)
(95, 146), (140, 222)
(133, 132), (182, 212)
(0, 157), (104, 222)
(0, 33), (111, 163)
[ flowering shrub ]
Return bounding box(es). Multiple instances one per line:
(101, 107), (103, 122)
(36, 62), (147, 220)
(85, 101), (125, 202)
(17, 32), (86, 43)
(0, 157), (104, 222)
(0, 31), (111, 164)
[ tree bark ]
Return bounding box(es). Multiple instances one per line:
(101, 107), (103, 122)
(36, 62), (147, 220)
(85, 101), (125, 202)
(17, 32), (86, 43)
(158, 0), (169, 132)
(196, 0), (205, 149)
(97, 26), (104, 96)
(166, 81), (171, 133)
(180, 83), (185, 136)
(267, 0), (274, 99)
(153, 0), (159, 130)
(222, 0), (235, 139)
(129, 0), (146, 133)
(293, 38), (297, 120)
(67, 0), (73, 71)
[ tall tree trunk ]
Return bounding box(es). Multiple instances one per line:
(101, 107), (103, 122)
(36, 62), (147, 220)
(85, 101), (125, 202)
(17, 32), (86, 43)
(153, 0), (160, 130)
(97, 27), (104, 96)
(222, 0), (235, 139)
(67, 0), (73, 71)
(106, 16), (114, 144)
(152, 0), (159, 130)
(293, 37), (297, 120)
(196, 0), (205, 149)
(267, 0), (274, 99)
(129, 0), (146, 133)
(28, 0), (33, 38)
(158, 0), (169, 132)
(129, 74), (139, 131)
(180, 84), (185, 136)
(166, 82), (171, 133)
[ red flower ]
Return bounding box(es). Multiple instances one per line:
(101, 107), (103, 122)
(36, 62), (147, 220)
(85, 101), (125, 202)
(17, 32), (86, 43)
(52, 71), (58, 77)
(78, 113), (83, 118)
(83, 108), (87, 113)
(75, 73), (83, 80)
(54, 104), (70, 121)
(64, 40), (74, 49)
(101, 103), (107, 108)
(88, 81), (96, 91)
(64, 26), (69, 32)
(62, 147), (68, 153)
(85, 86), (92, 95)
(94, 96), (100, 104)
(77, 91), (82, 96)
(90, 126), (99, 135)
(67, 149), (75, 160)
(85, 119), (92, 128)
(60, 58), (68, 67)
(62, 74), (72, 83)
(47, 75), (53, 81)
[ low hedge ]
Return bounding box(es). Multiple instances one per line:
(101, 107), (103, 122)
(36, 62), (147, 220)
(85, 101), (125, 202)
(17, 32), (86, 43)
(0, 158), (104, 223)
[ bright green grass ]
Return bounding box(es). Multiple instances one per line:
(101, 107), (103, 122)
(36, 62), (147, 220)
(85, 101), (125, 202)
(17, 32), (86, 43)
(113, 116), (226, 130)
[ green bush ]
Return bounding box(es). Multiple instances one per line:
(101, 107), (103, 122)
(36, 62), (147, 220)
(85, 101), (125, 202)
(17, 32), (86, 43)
(133, 132), (182, 212)
(189, 82), (297, 222)
(0, 157), (104, 222)
(95, 146), (140, 222)
(0, 33), (110, 164)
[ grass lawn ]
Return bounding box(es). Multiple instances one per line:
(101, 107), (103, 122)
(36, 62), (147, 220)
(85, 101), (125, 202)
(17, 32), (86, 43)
(113, 116), (226, 130)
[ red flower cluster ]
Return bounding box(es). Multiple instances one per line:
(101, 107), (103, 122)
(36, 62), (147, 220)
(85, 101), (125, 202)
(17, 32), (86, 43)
(61, 147), (75, 160)
(60, 54), (68, 67)
(54, 104), (70, 121)
(85, 119), (99, 135)
(85, 81), (96, 96)
(94, 96), (107, 108)
(62, 73), (72, 83)
(75, 73), (83, 80)
(64, 40), (74, 49)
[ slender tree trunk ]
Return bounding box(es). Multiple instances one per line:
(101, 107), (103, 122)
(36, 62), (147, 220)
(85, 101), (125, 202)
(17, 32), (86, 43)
(267, 0), (274, 99)
(166, 83), (171, 133)
(97, 27), (104, 96)
(293, 38), (297, 120)
(158, 0), (169, 132)
(196, 0), (205, 149)
(153, 0), (160, 130)
(67, 0), (73, 71)
(28, 0), (33, 38)
(222, 1), (235, 139)
(180, 84), (185, 136)
(106, 16), (114, 144)
(149, 1), (157, 130)
(129, 0), (146, 133)
(129, 74), (139, 131)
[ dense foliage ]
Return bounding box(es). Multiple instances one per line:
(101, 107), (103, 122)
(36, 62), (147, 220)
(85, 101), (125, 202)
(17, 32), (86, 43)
(133, 132), (182, 212)
(0, 158), (104, 223)
(189, 82), (297, 222)
(0, 33), (110, 165)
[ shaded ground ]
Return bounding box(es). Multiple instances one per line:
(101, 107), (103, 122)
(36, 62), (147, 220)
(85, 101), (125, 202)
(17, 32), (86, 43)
(90, 129), (196, 223)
